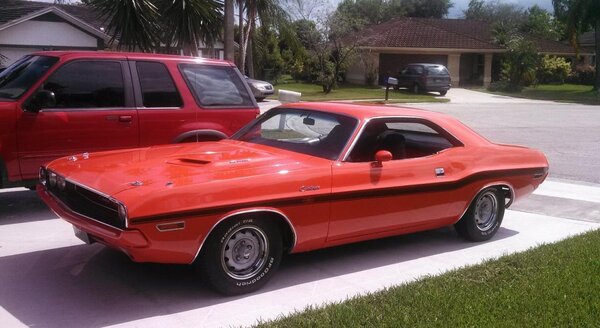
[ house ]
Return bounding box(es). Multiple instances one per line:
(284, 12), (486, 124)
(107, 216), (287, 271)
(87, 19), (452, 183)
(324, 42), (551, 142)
(0, 0), (110, 67)
(579, 31), (596, 65)
(0, 0), (226, 68)
(346, 17), (594, 87)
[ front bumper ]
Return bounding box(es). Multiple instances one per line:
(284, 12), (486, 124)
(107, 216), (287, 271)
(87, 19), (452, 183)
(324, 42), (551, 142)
(38, 184), (150, 258)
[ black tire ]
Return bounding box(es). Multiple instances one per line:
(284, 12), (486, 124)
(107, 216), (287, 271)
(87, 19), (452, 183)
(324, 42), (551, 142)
(455, 187), (505, 242)
(256, 97), (265, 102)
(393, 85), (399, 91)
(197, 217), (282, 295)
(439, 90), (447, 96)
(412, 83), (421, 94)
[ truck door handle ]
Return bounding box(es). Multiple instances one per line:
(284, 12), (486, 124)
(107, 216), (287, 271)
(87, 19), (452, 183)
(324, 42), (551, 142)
(118, 115), (132, 123)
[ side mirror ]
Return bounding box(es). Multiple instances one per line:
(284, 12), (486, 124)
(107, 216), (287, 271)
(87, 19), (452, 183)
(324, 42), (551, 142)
(373, 150), (393, 167)
(27, 90), (56, 112)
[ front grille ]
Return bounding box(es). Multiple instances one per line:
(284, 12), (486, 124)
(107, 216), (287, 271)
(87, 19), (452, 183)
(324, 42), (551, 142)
(48, 179), (125, 230)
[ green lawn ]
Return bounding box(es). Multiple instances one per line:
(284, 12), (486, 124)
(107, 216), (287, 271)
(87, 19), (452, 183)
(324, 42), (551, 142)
(491, 84), (600, 105)
(257, 229), (600, 327)
(271, 81), (448, 103)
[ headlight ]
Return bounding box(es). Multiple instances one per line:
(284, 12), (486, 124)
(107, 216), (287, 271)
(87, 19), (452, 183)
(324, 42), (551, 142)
(39, 167), (47, 186)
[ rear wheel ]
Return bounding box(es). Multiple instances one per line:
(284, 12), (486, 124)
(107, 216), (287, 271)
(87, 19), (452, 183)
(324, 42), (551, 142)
(197, 217), (282, 295)
(256, 97), (265, 102)
(439, 90), (447, 96)
(455, 187), (504, 241)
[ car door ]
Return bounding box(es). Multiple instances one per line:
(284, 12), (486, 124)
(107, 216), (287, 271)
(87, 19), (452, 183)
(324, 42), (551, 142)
(327, 118), (462, 242)
(16, 59), (138, 180)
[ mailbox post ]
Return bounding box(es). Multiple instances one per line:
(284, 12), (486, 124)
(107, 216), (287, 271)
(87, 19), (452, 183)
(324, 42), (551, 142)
(385, 77), (398, 101)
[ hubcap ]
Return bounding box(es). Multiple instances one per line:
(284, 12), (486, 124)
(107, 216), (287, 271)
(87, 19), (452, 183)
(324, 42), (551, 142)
(474, 191), (498, 231)
(221, 226), (268, 280)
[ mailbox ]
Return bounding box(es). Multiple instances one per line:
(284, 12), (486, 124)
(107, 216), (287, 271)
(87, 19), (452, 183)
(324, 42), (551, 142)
(387, 77), (398, 86)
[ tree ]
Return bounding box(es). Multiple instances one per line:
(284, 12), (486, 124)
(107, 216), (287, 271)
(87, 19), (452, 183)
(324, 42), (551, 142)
(334, 0), (452, 30)
(313, 12), (359, 93)
(89, 0), (161, 51)
(499, 36), (540, 91)
(89, 0), (223, 55)
(553, 0), (600, 91)
(521, 5), (564, 41)
(464, 0), (527, 27)
(236, 0), (297, 77)
(223, 0), (235, 61)
(162, 0), (223, 56)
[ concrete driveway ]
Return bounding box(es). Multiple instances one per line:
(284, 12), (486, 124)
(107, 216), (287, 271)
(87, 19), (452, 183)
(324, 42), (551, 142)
(437, 88), (556, 104)
(1, 178), (599, 328)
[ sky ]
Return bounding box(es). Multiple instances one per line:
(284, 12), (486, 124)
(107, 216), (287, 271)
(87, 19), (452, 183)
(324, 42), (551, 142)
(32, 0), (556, 19)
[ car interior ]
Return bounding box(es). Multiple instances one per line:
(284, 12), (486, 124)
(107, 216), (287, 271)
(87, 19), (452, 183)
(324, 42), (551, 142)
(346, 119), (456, 162)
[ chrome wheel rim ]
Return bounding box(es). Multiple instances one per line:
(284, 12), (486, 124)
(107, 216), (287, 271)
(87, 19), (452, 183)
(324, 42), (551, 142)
(474, 191), (498, 231)
(221, 226), (268, 280)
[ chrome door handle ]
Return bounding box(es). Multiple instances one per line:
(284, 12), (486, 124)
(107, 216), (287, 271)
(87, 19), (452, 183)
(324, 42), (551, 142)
(435, 167), (445, 177)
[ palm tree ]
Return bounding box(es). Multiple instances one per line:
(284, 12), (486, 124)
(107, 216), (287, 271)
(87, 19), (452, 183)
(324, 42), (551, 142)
(553, 0), (600, 91)
(90, 0), (161, 51)
(89, 0), (223, 55)
(224, 0), (235, 61)
(161, 0), (223, 56)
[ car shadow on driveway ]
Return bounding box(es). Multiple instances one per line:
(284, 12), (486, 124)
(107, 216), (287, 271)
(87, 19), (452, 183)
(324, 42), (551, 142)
(0, 226), (517, 327)
(0, 189), (56, 225)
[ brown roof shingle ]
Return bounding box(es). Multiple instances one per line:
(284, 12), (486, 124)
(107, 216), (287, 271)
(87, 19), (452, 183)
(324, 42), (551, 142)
(354, 17), (582, 55)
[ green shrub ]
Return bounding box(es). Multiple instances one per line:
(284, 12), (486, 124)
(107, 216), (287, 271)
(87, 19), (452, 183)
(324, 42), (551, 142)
(537, 55), (571, 84)
(499, 37), (540, 91)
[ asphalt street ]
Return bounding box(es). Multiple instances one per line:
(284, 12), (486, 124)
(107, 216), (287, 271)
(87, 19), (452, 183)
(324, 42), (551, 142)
(1, 89), (599, 327)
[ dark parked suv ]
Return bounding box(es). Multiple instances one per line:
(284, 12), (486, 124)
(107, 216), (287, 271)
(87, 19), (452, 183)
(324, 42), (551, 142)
(395, 64), (451, 96)
(0, 51), (259, 189)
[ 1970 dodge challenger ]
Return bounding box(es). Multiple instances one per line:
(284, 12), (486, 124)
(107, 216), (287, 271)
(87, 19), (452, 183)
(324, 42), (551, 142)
(38, 103), (548, 295)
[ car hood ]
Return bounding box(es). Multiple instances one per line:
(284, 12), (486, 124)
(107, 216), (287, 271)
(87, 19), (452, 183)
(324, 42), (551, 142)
(46, 139), (327, 200)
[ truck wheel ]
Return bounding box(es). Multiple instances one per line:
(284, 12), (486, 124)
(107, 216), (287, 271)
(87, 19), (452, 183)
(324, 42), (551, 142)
(197, 217), (282, 295)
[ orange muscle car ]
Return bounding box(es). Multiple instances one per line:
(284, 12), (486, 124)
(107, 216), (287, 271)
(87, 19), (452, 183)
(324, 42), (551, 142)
(38, 103), (548, 295)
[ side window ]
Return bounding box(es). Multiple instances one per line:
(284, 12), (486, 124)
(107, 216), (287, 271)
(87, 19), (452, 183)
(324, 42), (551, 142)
(414, 66), (424, 75)
(43, 61), (125, 108)
(347, 119), (457, 162)
(179, 64), (254, 107)
(136, 61), (182, 108)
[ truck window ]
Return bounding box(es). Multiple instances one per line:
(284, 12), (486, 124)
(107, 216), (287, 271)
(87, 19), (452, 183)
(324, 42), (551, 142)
(179, 64), (254, 108)
(0, 55), (58, 99)
(136, 61), (182, 108)
(43, 61), (125, 109)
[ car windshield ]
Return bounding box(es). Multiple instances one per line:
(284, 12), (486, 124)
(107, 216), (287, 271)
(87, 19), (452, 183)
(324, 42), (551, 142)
(0, 55), (58, 99)
(426, 66), (449, 76)
(233, 108), (358, 160)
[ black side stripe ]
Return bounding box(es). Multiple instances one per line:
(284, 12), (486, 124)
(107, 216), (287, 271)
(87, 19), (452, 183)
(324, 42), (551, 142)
(130, 167), (547, 225)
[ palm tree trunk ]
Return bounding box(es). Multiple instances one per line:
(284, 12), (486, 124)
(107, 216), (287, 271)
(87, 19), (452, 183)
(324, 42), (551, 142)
(224, 0), (234, 61)
(247, 19), (255, 78)
(594, 20), (600, 92)
(238, 2), (245, 70)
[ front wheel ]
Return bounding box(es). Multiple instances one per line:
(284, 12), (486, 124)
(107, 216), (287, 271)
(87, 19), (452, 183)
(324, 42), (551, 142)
(197, 218), (282, 295)
(455, 187), (505, 241)
(439, 90), (447, 96)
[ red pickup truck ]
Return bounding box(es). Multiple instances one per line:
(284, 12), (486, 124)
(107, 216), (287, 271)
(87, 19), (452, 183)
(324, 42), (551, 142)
(0, 51), (259, 189)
